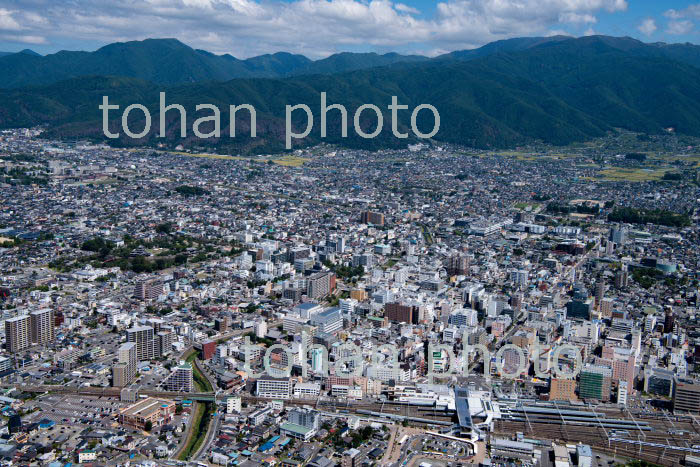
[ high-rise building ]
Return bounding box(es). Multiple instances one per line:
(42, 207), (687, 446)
(214, 316), (229, 333)
(550, 378), (577, 401)
(288, 407), (320, 431)
(307, 272), (335, 299)
(445, 254), (470, 276)
(359, 211), (384, 226)
(614, 267), (628, 289)
(5, 315), (30, 353)
(126, 325), (158, 361)
(164, 363), (194, 392)
(157, 330), (174, 356)
(113, 342), (137, 387)
(201, 340), (217, 360)
(609, 226), (628, 246)
(7, 414), (21, 434)
(664, 307), (675, 334)
(280, 407), (319, 440)
(134, 278), (164, 301)
(385, 302), (419, 324)
(509, 269), (529, 287)
(578, 365), (612, 401)
(30, 308), (55, 345)
(594, 281), (606, 310)
(448, 309), (478, 327)
(310, 347), (325, 373)
(673, 379), (700, 414)
(600, 298), (614, 318)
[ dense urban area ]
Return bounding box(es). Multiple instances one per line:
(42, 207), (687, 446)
(0, 127), (699, 467)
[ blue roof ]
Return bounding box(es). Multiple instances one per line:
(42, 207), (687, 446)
(454, 387), (472, 428)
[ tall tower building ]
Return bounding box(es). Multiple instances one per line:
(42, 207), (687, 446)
(126, 325), (157, 361)
(595, 281), (606, 311)
(113, 342), (137, 387)
(5, 315), (30, 353)
(614, 266), (628, 289)
(445, 254), (470, 276)
(164, 362), (194, 392)
(664, 307), (675, 334)
(30, 309), (55, 345)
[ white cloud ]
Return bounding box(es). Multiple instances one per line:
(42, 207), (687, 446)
(637, 18), (656, 36)
(395, 3), (420, 15)
(665, 4), (700, 20)
(559, 12), (597, 24)
(546, 29), (574, 37)
(0, 0), (633, 57)
(662, 4), (699, 36)
(0, 33), (46, 44)
(667, 19), (694, 35)
(0, 8), (21, 31)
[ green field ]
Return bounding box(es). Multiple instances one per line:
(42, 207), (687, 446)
(595, 167), (670, 182)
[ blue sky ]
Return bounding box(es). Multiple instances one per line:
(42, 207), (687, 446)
(1, 0), (699, 58)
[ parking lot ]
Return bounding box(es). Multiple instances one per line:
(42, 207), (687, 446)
(24, 394), (129, 429)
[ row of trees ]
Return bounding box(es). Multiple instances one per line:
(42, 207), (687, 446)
(608, 207), (691, 228)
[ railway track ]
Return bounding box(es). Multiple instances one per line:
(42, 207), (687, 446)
(495, 418), (697, 466)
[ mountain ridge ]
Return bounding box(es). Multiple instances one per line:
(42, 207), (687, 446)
(2, 35), (700, 154)
(5, 35), (700, 88)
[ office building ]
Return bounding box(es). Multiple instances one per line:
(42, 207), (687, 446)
(644, 367), (674, 397)
(310, 308), (343, 334)
(549, 378), (577, 401)
(578, 365), (612, 401)
(673, 379), (700, 414)
(256, 377), (292, 399)
(202, 340), (217, 360)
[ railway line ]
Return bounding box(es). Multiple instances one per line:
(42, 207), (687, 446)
(495, 412), (700, 466)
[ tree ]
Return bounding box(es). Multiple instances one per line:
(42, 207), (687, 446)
(144, 420), (153, 432)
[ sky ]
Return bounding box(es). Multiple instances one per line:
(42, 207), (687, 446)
(0, 0), (699, 59)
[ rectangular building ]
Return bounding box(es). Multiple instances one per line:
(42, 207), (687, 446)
(5, 315), (29, 353)
(119, 397), (175, 430)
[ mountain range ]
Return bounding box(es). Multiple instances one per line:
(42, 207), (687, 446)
(0, 39), (430, 87)
(2, 35), (700, 153)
